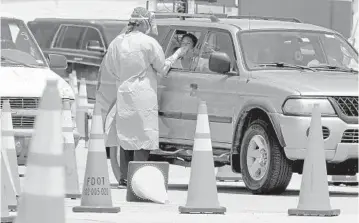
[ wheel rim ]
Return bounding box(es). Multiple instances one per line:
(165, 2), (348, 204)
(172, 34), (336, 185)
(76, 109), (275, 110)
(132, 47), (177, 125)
(246, 135), (270, 181)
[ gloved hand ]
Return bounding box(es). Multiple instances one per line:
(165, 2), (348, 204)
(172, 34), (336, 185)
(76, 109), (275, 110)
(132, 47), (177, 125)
(175, 46), (189, 58)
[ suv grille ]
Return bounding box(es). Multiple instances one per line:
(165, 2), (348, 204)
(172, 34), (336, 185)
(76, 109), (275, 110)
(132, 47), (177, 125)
(341, 129), (359, 144)
(332, 96), (358, 117)
(12, 116), (36, 129)
(0, 97), (40, 129)
(0, 97), (40, 109)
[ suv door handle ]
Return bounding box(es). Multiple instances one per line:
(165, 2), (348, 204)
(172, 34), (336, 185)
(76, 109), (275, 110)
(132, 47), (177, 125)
(190, 83), (198, 90)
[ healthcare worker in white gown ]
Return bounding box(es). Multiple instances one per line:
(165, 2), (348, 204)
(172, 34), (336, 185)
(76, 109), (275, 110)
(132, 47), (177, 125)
(95, 7), (188, 187)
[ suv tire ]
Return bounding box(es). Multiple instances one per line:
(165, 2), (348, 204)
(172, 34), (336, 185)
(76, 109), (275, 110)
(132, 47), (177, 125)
(240, 119), (292, 194)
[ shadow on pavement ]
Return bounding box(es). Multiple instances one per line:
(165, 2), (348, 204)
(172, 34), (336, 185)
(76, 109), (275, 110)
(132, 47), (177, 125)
(167, 183), (359, 198)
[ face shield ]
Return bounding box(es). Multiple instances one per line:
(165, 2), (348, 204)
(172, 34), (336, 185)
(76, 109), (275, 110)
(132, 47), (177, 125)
(128, 7), (158, 36)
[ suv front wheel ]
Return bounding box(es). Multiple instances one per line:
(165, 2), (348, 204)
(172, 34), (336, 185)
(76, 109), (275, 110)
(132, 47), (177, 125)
(240, 119), (292, 194)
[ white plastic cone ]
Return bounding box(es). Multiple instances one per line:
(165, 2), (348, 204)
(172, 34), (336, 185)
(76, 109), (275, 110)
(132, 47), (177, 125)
(131, 166), (168, 204)
(2, 100), (21, 194)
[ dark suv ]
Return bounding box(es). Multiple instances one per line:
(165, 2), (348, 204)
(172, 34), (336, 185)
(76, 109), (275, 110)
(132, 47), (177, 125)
(27, 18), (128, 103)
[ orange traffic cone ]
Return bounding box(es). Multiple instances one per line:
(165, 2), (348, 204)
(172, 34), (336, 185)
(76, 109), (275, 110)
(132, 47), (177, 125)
(72, 105), (121, 213)
(69, 70), (79, 96)
(179, 101), (226, 214)
(216, 165), (242, 182)
(14, 79), (66, 223)
(76, 78), (88, 139)
(62, 99), (81, 199)
(1, 100), (21, 194)
(1, 109), (18, 212)
(69, 71), (78, 129)
(288, 104), (340, 217)
(1, 152), (16, 223)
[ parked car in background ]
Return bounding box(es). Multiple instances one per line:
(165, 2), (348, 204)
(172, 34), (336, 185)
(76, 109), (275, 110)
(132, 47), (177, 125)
(27, 18), (129, 104)
(1, 13), (77, 165)
(102, 13), (357, 195)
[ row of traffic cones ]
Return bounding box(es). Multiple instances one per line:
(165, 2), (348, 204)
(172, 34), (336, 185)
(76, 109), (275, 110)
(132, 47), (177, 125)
(2, 78), (342, 223)
(0, 81), (83, 222)
(68, 71), (90, 148)
(179, 101), (342, 216)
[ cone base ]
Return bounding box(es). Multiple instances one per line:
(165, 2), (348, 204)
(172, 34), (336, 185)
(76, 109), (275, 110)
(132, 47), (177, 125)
(216, 176), (242, 182)
(66, 193), (82, 199)
(179, 206), (226, 214)
(72, 206), (121, 213)
(8, 205), (17, 212)
(1, 216), (15, 223)
(288, 208), (340, 217)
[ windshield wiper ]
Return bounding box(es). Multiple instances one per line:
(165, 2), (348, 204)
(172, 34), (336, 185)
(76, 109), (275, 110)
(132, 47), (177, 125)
(256, 62), (316, 72)
(308, 65), (358, 74)
(1, 56), (41, 68)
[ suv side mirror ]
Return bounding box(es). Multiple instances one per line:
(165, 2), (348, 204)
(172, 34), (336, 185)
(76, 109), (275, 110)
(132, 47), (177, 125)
(87, 40), (105, 52)
(209, 51), (231, 74)
(48, 54), (67, 69)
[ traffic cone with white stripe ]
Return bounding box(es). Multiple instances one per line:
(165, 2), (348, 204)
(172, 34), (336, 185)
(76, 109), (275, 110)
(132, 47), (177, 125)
(14, 79), (65, 223)
(1, 100), (21, 194)
(76, 78), (89, 147)
(179, 100), (226, 214)
(288, 104), (340, 217)
(69, 71), (78, 131)
(69, 70), (79, 96)
(72, 105), (121, 213)
(0, 108), (18, 212)
(1, 151), (16, 223)
(62, 99), (81, 199)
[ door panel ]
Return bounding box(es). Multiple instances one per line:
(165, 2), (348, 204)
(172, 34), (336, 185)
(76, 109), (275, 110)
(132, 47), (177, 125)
(178, 72), (243, 145)
(158, 71), (187, 140)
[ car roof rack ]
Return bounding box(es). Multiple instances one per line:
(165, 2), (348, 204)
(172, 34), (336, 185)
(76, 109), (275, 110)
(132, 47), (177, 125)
(154, 12), (220, 22)
(227, 15), (301, 23)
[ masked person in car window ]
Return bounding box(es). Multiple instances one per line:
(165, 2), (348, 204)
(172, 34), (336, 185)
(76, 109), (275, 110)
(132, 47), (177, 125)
(95, 7), (188, 188)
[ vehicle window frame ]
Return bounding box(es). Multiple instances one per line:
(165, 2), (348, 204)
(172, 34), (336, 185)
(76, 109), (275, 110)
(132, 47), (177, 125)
(194, 27), (239, 76)
(80, 26), (105, 51)
(51, 24), (106, 52)
(1, 17), (49, 67)
(164, 25), (208, 73)
(237, 29), (359, 72)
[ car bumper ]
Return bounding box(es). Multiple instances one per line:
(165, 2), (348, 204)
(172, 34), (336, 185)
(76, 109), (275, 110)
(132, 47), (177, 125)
(276, 114), (358, 163)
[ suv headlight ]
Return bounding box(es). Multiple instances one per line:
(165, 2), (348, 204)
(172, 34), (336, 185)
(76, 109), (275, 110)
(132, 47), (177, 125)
(282, 98), (337, 116)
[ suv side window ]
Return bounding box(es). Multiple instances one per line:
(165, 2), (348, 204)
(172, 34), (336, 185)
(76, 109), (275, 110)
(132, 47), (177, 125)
(196, 30), (237, 73)
(165, 27), (205, 71)
(81, 27), (104, 50)
(54, 25), (86, 49)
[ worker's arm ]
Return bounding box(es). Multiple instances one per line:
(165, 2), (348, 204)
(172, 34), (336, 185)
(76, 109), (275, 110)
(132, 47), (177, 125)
(150, 39), (186, 76)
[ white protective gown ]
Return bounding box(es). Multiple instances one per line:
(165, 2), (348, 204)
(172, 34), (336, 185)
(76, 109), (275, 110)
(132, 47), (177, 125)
(95, 30), (179, 151)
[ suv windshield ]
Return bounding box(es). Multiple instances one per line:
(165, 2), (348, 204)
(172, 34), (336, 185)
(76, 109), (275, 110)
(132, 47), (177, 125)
(238, 30), (358, 72)
(1, 17), (47, 67)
